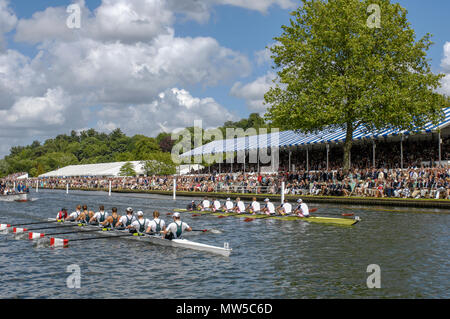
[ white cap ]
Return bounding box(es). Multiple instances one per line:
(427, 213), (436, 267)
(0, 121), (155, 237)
(126, 207), (133, 212)
(297, 199), (303, 203)
(226, 198), (231, 201)
(173, 212), (181, 218)
(264, 198), (270, 202)
(137, 211), (144, 217)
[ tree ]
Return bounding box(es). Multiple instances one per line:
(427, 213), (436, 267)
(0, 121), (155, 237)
(265, 0), (447, 172)
(119, 162), (137, 177)
(141, 152), (176, 176)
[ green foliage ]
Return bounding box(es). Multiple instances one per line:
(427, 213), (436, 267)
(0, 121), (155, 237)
(119, 162), (137, 177)
(265, 0), (448, 171)
(141, 152), (176, 176)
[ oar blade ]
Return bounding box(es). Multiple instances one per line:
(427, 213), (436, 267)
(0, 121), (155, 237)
(28, 232), (45, 240)
(50, 238), (69, 248)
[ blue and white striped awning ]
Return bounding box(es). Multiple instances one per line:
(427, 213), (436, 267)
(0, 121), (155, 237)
(180, 107), (450, 157)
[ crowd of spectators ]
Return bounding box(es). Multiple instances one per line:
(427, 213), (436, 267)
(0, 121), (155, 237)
(2, 136), (449, 200)
(4, 166), (448, 200)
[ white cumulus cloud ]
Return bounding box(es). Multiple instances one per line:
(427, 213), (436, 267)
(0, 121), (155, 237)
(230, 72), (276, 112)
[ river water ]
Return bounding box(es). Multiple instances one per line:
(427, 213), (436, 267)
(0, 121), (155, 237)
(0, 189), (448, 299)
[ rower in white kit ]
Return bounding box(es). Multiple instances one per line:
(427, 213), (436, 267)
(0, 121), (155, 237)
(163, 212), (192, 240)
(146, 211), (166, 234)
(246, 197), (261, 214)
(65, 205), (82, 222)
(294, 199), (310, 217)
(115, 207), (135, 228)
(222, 198), (234, 212)
(200, 196), (211, 211)
(211, 198), (222, 212)
(89, 205), (109, 224)
(127, 211), (150, 233)
(233, 198), (246, 214)
(277, 199), (292, 215)
(262, 198), (275, 216)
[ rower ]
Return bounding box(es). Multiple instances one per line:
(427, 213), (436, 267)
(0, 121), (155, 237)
(200, 196), (211, 211)
(233, 197), (246, 214)
(127, 211), (150, 234)
(262, 198), (275, 216)
(222, 198), (234, 212)
(246, 197), (261, 215)
(66, 205), (82, 221)
(186, 200), (196, 211)
(116, 207), (135, 229)
(277, 199), (292, 216)
(56, 208), (68, 220)
(211, 198), (221, 212)
(101, 207), (120, 228)
(89, 205), (109, 224)
(294, 199), (309, 217)
(163, 212), (192, 240)
(146, 211), (166, 234)
(79, 205), (94, 224)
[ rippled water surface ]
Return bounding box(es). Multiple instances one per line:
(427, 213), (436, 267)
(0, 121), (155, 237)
(0, 190), (448, 298)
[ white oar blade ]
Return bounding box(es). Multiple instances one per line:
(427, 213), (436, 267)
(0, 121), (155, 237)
(29, 232), (45, 240)
(50, 238), (69, 247)
(0, 224), (10, 231)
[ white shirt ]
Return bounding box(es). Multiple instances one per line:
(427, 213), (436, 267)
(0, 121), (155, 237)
(251, 201), (261, 212)
(119, 215), (136, 226)
(213, 200), (221, 210)
(297, 203), (309, 216)
(282, 203), (292, 214)
(225, 201), (234, 210)
(202, 200), (211, 209)
(236, 201), (246, 212)
(131, 218), (151, 232)
(148, 218), (166, 233)
(69, 211), (81, 219)
(92, 211), (109, 222)
(265, 202), (275, 214)
(166, 221), (190, 239)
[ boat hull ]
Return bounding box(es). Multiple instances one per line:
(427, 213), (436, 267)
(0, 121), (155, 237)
(46, 219), (232, 256)
(174, 209), (360, 226)
(0, 193), (28, 202)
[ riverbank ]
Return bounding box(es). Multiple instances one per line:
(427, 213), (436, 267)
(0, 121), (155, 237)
(38, 187), (450, 209)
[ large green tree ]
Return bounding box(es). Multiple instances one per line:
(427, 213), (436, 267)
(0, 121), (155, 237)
(265, 0), (447, 171)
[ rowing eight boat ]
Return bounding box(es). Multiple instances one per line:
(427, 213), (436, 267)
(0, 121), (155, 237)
(173, 209), (360, 226)
(44, 219), (232, 257)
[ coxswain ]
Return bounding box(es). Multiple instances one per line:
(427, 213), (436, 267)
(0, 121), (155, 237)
(115, 207), (135, 228)
(211, 198), (221, 212)
(56, 208), (68, 220)
(163, 212), (192, 240)
(66, 205), (82, 221)
(101, 207), (120, 228)
(79, 205), (94, 224)
(233, 198), (246, 214)
(89, 205), (109, 224)
(186, 200), (196, 211)
(277, 199), (292, 215)
(246, 197), (261, 215)
(262, 198), (275, 215)
(294, 199), (309, 217)
(146, 211), (166, 234)
(222, 198), (234, 212)
(128, 211), (150, 233)
(200, 196), (211, 211)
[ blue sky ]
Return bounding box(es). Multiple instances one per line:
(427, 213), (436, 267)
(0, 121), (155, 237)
(0, 0), (449, 156)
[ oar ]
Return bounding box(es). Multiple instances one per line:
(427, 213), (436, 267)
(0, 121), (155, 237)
(41, 228), (112, 237)
(27, 224), (84, 231)
(3, 220), (63, 227)
(50, 233), (138, 247)
(192, 229), (208, 232)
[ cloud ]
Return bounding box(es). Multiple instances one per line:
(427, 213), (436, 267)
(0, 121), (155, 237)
(96, 88), (236, 136)
(0, 0), (17, 50)
(230, 72), (276, 112)
(168, 0), (296, 22)
(439, 42), (450, 96)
